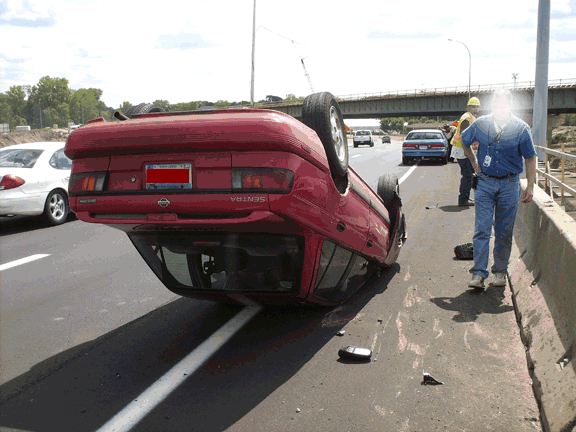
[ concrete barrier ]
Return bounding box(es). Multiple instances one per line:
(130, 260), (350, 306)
(509, 180), (576, 432)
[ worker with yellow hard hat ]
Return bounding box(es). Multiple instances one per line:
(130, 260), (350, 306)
(451, 97), (481, 206)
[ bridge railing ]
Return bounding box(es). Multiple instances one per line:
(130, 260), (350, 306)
(335, 78), (576, 101)
(256, 78), (576, 107)
(535, 145), (576, 206)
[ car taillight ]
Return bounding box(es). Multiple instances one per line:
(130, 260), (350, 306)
(0, 175), (25, 190)
(430, 143), (445, 148)
(69, 172), (108, 196)
(232, 169), (294, 193)
(402, 143), (417, 148)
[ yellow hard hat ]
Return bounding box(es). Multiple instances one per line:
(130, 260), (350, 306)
(467, 97), (481, 106)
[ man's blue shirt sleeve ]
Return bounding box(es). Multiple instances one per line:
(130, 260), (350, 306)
(519, 126), (537, 159)
(461, 122), (476, 147)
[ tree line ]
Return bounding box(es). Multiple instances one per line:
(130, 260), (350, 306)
(0, 75), (254, 131)
(380, 116), (455, 133)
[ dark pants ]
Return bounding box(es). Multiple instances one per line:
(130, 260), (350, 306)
(457, 158), (474, 204)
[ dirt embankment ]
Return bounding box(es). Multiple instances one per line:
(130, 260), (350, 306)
(549, 126), (576, 171)
(0, 129), (69, 149)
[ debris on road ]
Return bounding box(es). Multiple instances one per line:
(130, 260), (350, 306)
(454, 242), (474, 260)
(296, 408), (301, 413)
(338, 346), (372, 361)
(336, 330), (345, 336)
(422, 372), (444, 385)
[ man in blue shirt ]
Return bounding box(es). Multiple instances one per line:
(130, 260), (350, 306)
(462, 89), (537, 289)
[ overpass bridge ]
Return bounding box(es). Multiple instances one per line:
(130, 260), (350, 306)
(264, 78), (576, 119)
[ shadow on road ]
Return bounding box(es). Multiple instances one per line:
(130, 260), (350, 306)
(429, 283), (515, 323)
(0, 214), (77, 237)
(0, 264), (400, 432)
(439, 205), (472, 213)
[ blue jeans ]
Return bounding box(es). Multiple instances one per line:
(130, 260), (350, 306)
(471, 173), (521, 279)
(457, 158), (474, 204)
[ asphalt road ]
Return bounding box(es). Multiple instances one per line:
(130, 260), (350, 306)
(0, 138), (541, 431)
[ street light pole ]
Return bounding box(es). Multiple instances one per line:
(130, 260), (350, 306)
(448, 39), (471, 101)
(250, 0), (256, 107)
(512, 73), (518, 89)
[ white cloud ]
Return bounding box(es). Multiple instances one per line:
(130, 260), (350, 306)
(0, 0), (574, 110)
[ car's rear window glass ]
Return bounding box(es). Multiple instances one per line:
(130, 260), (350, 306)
(314, 242), (352, 299)
(129, 232), (304, 293)
(0, 149), (43, 168)
(49, 149), (72, 170)
(356, 131), (370, 136)
(313, 241), (372, 303)
(406, 132), (444, 140)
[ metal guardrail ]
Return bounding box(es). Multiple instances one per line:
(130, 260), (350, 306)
(535, 145), (576, 200)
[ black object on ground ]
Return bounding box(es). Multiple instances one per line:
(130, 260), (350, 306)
(338, 346), (372, 361)
(422, 372), (444, 385)
(454, 242), (474, 260)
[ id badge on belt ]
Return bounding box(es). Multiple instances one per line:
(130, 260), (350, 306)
(483, 155), (492, 167)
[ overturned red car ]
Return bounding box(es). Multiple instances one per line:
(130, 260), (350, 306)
(65, 93), (406, 306)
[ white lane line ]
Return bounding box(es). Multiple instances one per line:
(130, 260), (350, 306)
(96, 304), (262, 432)
(398, 161), (419, 185)
(0, 254), (50, 272)
(351, 154), (362, 158)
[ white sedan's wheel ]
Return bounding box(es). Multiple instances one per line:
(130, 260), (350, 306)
(44, 190), (69, 225)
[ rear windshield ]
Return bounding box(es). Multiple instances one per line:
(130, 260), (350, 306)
(0, 149), (43, 168)
(355, 131), (371, 136)
(406, 132), (444, 140)
(129, 232), (304, 293)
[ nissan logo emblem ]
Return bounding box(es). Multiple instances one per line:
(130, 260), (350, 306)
(158, 198), (170, 207)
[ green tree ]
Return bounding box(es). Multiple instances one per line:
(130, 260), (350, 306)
(214, 100), (229, 108)
(152, 99), (170, 111)
(26, 76), (71, 128)
(6, 85), (27, 118)
(28, 76), (71, 109)
(118, 101), (133, 113)
(70, 88), (101, 124)
(169, 101), (198, 111)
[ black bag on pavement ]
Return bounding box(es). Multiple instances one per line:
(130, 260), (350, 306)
(454, 242), (474, 260)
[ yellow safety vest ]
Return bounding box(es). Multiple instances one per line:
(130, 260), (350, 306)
(451, 112), (477, 148)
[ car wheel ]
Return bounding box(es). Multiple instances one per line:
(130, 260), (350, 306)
(441, 153), (449, 165)
(302, 92), (349, 181)
(43, 189), (69, 226)
(402, 156), (409, 165)
(124, 103), (166, 119)
(370, 141), (374, 147)
(354, 144), (358, 148)
(377, 174), (399, 209)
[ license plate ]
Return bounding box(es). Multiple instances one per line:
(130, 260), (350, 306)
(419, 145), (428, 150)
(146, 163), (192, 189)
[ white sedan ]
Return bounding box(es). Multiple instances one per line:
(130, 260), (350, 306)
(0, 142), (72, 225)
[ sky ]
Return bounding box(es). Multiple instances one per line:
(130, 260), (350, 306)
(1, 0), (575, 115)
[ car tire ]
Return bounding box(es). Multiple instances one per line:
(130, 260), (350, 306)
(43, 189), (69, 226)
(302, 92), (349, 181)
(377, 174), (399, 209)
(124, 103), (166, 119)
(402, 156), (409, 165)
(370, 141), (374, 147)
